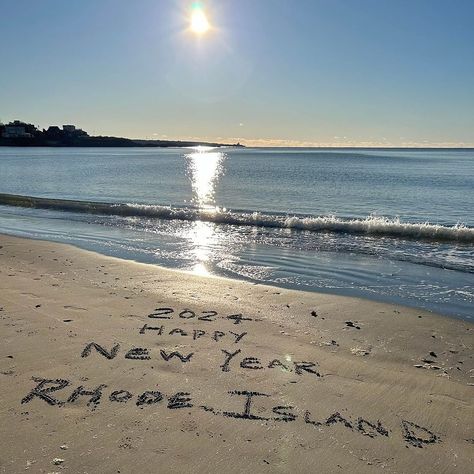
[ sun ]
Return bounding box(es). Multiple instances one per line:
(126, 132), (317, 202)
(190, 7), (210, 34)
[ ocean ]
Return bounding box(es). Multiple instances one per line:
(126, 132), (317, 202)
(0, 147), (473, 320)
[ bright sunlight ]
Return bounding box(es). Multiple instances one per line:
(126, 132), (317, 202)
(190, 4), (210, 34)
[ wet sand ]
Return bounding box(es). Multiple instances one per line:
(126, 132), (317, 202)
(0, 234), (473, 473)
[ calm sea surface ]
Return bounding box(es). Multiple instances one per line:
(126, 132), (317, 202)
(0, 147), (473, 319)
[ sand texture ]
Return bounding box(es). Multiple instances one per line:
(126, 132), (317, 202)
(0, 234), (473, 473)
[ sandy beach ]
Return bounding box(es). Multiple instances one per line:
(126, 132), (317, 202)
(0, 233), (472, 473)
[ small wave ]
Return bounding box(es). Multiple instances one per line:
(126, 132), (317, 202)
(0, 193), (473, 243)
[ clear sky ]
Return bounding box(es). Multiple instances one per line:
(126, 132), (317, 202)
(1, 0), (473, 146)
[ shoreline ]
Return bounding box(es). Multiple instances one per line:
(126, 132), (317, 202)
(0, 231), (458, 318)
(0, 231), (468, 320)
(0, 224), (472, 322)
(0, 234), (473, 473)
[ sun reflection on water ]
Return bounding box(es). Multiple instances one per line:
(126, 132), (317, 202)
(184, 147), (226, 275)
(185, 146), (225, 209)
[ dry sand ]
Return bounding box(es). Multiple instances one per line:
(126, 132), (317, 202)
(0, 234), (473, 473)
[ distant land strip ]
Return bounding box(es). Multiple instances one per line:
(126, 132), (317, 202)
(0, 120), (243, 148)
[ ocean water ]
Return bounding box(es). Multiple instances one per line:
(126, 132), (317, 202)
(0, 147), (473, 320)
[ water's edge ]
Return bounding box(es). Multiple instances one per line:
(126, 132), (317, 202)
(2, 230), (460, 320)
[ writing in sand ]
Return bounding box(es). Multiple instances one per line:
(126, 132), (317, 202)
(20, 305), (442, 450)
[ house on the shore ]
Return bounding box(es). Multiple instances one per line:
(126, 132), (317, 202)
(61, 125), (87, 136)
(1, 120), (37, 138)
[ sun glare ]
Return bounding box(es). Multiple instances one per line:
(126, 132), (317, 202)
(190, 7), (210, 34)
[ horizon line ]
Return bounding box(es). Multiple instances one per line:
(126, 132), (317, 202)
(1, 120), (473, 149)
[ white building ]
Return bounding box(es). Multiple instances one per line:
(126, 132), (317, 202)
(2, 125), (31, 138)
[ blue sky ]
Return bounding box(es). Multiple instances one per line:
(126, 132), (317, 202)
(1, 0), (473, 146)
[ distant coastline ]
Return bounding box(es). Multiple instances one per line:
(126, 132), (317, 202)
(1, 121), (473, 150)
(0, 120), (243, 148)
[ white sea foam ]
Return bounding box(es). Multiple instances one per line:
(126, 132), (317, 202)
(1, 193), (473, 243)
(125, 203), (474, 243)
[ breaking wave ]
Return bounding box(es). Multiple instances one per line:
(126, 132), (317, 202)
(1, 193), (473, 243)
